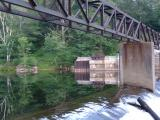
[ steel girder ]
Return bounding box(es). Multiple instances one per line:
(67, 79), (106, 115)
(0, 0), (160, 48)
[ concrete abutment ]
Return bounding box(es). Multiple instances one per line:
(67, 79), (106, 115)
(120, 42), (155, 91)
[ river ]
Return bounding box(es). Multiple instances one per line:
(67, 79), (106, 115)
(0, 71), (160, 120)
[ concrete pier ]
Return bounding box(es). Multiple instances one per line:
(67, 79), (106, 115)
(155, 51), (160, 79)
(120, 42), (155, 91)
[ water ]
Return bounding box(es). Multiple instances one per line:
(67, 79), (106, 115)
(0, 72), (160, 120)
(46, 82), (160, 120)
(0, 72), (118, 120)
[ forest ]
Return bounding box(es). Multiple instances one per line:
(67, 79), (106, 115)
(0, 0), (159, 71)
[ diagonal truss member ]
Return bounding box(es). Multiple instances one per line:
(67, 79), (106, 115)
(0, 0), (160, 48)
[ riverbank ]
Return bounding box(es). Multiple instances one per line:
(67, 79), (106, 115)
(0, 63), (57, 73)
(0, 64), (16, 73)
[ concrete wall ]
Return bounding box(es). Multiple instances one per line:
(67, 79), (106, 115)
(120, 42), (155, 91)
(155, 53), (160, 79)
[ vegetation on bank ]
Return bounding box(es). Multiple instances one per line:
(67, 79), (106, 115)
(0, 63), (16, 73)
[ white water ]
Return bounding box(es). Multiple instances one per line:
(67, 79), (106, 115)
(39, 81), (160, 120)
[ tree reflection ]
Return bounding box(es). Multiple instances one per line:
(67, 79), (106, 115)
(0, 76), (14, 120)
(0, 72), (116, 119)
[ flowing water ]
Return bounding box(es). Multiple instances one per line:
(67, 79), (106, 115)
(41, 81), (160, 120)
(0, 71), (160, 120)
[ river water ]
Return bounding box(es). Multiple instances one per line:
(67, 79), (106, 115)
(0, 72), (160, 120)
(52, 82), (160, 120)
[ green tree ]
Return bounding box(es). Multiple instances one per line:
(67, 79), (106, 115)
(0, 13), (21, 63)
(18, 37), (32, 65)
(21, 19), (50, 52)
(44, 30), (65, 53)
(114, 0), (160, 30)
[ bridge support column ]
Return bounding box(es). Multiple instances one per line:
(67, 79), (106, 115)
(120, 42), (155, 91)
(155, 51), (160, 79)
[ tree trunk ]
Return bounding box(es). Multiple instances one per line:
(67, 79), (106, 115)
(6, 54), (10, 62)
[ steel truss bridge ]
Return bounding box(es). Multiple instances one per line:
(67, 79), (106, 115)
(0, 0), (160, 48)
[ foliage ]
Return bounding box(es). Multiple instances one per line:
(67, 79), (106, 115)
(66, 30), (119, 56)
(0, 13), (21, 62)
(114, 0), (160, 31)
(18, 37), (32, 65)
(21, 19), (50, 52)
(43, 30), (65, 53)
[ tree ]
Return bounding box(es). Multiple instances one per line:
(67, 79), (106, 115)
(114, 0), (160, 31)
(66, 30), (119, 56)
(44, 30), (65, 53)
(18, 37), (32, 65)
(0, 13), (14, 62)
(21, 19), (50, 52)
(0, 12), (23, 63)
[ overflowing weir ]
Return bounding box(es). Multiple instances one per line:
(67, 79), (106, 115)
(37, 81), (160, 120)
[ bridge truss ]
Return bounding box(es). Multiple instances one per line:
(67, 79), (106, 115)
(0, 0), (160, 48)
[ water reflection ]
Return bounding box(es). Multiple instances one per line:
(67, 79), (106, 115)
(0, 75), (16, 120)
(75, 70), (119, 88)
(0, 73), (75, 120)
(47, 82), (160, 120)
(75, 56), (120, 88)
(2, 71), (157, 120)
(0, 72), (119, 120)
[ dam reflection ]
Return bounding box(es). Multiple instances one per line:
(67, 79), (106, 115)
(74, 56), (120, 87)
(75, 70), (119, 87)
